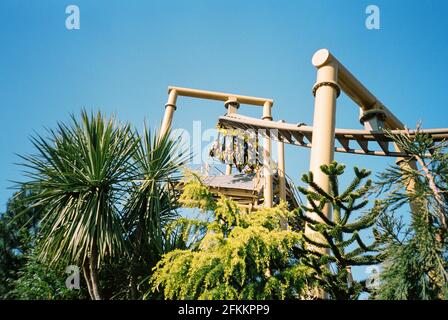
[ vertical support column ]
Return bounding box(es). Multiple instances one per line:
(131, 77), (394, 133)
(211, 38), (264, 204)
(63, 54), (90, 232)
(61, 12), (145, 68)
(360, 109), (421, 219)
(160, 89), (178, 139)
(263, 101), (273, 208)
(306, 49), (340, 236)
(224, 97), (239, 175)
(277, 120), (286, 203)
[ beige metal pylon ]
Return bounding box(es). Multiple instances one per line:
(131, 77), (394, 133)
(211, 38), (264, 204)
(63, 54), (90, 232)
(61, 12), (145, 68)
(306, 49), (419, 238)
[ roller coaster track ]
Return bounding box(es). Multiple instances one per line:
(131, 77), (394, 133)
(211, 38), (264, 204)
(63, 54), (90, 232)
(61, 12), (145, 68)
(218, 114), (448, 158)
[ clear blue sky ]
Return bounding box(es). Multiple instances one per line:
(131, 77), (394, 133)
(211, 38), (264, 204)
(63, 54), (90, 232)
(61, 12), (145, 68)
(0, 3), (447, 217)
(1, 0), (447, 294)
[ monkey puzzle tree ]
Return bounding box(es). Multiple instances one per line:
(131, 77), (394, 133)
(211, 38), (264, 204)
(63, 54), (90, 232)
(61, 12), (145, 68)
(295, 161), (383, 299)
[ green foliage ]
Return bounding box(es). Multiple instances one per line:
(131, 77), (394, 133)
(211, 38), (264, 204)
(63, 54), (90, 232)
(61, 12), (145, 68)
(122, 126), (189, 299)
(19, 110), (137, 267)
(7, 250), (86, 300)
(9, 110), (447, 301)
(1, 188), (88, 299)
(11, 110), (189, 299)
(149, 181), (314, 300)
(0, 188), (41, 298)
(374, 128), (448, 299)
(375, 209), (448, 299)
(163, 217), (209, 253)
(178, 175), (217, 212)
(296, 161), (383, 299)
(377, 127), (448, 226)
(17, 110), (139, 299)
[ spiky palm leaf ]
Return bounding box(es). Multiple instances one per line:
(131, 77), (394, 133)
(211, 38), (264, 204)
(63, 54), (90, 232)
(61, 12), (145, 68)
(18, 110), (138, 268)
(122, 127), (189, 298)
(123, 127), (189, 258)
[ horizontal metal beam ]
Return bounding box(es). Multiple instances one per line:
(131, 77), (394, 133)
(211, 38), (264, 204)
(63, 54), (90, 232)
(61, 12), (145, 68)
(218, 114), (448, 157)
(168, 86), (274, 106)
(312, 49), (404, 129)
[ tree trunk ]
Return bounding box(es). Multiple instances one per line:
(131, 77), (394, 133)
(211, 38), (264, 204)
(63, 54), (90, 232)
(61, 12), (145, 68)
(129, 272), (138, 300)
(83, 259), (95, 300)
(415, 155), (447, 231)
(89, 243), (102, 300)
(415, 155), (447, 298)
(129, 219), (144, 299)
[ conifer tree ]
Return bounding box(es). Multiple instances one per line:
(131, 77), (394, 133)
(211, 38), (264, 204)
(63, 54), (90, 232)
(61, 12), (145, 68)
(295, 161), (383, 299)
(149, 178), (315, 300)
(374, 128), (448, 299)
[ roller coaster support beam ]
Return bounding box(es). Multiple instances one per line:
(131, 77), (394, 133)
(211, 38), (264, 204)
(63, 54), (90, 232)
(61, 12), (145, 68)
(160, 89), (178, 139)
(306, 50), (340, 249)
(263, 101), (274, 208)
(225, 97), (240, 175)
(277, 120), (287, 203)
(308, 48), (419, 239)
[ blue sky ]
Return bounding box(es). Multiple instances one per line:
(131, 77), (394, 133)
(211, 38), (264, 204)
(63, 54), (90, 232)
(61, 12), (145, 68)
(1, 0), (447, 295)
(3, 0), (448, 207)
(2, 0), (448, 201)
(1, 0), (448, 269)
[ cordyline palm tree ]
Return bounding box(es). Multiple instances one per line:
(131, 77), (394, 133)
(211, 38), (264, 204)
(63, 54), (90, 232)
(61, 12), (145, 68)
(18, 110), (138, 300)
(123, 127), (189, 299)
